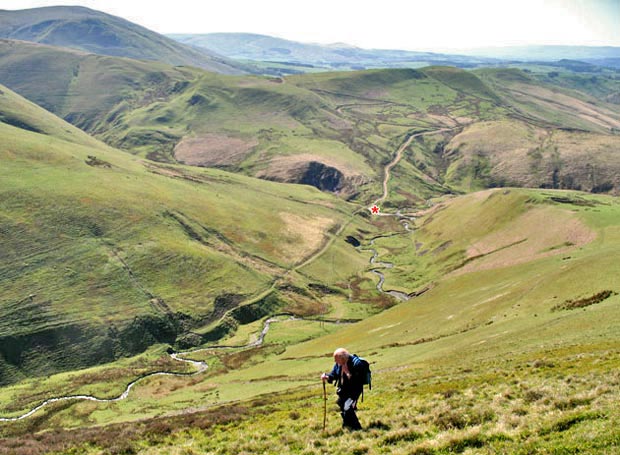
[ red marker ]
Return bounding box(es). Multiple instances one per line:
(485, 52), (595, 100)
(371, 205), (380, 214)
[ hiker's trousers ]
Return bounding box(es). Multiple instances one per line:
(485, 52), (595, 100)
(337, 395), (362, 430)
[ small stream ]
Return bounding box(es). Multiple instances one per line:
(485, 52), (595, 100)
(0, 354), (208, 422)
(2, 127), (441, 423)
(362, 211), (417, 302)
(0, 315), (315, 422)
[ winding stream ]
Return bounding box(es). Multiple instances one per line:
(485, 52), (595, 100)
(3, 128), (444, 423)
(0, 315), (311, 422)
(359, 207), (419, 302)
(365, 128), (448, 301)
(0, 354), (208, 423)
(363, 235), (411, 302)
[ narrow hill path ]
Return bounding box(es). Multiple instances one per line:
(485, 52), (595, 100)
(374, 128), (452, 206)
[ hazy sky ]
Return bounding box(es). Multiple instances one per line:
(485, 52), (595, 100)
(2, 0), (619, 50)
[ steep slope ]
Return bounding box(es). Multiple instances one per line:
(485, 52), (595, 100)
(0, 6), (247, 74)
(0, 83), (367, 384)
(0, 39), (203, 132)
(1, 189), (618, 455)
(0, 81), (103, 148)
(443, 119), (620, 192)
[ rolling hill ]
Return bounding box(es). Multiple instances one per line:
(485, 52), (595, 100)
(0, 9), (619, 453)
(0, 82), (375, 385)
(2, 39), (620, 202)
(0, 39), (204, 132)
(0, 6), (248, 74)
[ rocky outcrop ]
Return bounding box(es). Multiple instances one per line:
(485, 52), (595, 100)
(298, 161), (344, 192)
(258, 159), (370, 196)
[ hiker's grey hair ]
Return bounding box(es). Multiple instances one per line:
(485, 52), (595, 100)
(333, 348), (350, 361)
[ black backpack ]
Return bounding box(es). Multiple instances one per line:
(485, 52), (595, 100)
(352, 354), (372, 400)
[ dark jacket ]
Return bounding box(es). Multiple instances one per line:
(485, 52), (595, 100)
(325, 355), (364, 399)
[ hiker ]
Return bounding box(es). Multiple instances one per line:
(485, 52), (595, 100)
(321, 348), (364, 430)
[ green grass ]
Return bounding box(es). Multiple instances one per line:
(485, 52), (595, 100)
(2, 188), (617, 422)
(3, 321), (617, 454)
(0, 83), (100, 148)
(0, 85), (373, 383)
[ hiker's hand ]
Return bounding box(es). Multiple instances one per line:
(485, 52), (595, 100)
(321, 373), (328, 382)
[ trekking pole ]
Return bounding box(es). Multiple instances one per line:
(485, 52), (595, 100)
(322, 380), (327, 431)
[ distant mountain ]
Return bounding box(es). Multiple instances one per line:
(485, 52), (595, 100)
(460, 45), (620, 67)
(0, 6), (248, 74)
(167, 32), (500, 73)
(166, 34), (620, 72)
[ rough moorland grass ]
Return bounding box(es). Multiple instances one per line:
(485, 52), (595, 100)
(442, 119), (620, 193)
(2, 344), (616, 455)
(1, 188), (617, 436)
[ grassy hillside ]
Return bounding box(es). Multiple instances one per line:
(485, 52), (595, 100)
(475, 68), (620, 133)
(0, 39), (203, 131)
(506, 61), (620, 102)
(2, 41), (620, 201)
(0, 83), (377, 384)
(0, 81), (103, 148)
(1, 188), (617, 454)
(442, 119), (620, 192)
(0, 6), (247, 74)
